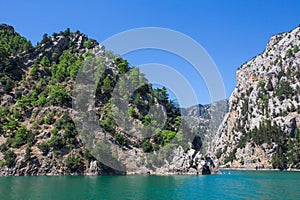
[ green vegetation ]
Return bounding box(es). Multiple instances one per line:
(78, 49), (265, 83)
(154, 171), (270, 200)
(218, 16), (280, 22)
(0, 24), (186, 173)
(83, 39), (97, 49)
(227, 119), (300, 170)
(114, 57), (130, 74)
(2, 125), (35, 148)
(286, 48), (293, 58)
(142, 140), (153, 153)
(276, 80), (293, 101)
(0, 26), (32, 61)
(3, 149), (16, 167)
(65, 155), (82, 172)
(114, 133), (128, 146)
(224, 147), (237, 164)
(293, 45), (299, 53)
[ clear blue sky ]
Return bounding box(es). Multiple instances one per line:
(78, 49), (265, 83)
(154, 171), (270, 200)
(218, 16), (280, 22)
(1, 0), (300, 106)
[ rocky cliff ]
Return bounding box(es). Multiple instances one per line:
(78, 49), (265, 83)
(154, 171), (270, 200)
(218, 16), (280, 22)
(212, 25), (300, 170)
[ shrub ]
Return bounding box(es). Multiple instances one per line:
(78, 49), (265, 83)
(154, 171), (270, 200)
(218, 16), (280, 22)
(83, 149), (95, 162)
(65, 155), (81, 172)
(83, 39), (96, 49)
(142, 140), (153, 152)
(114, 133), (127, 146)
(24, 147), (32, 161)
(3, 150), (16, 167)
(128, 107), (135, 117)
(286, 48), (293, 58)
(114, 57), (130, 74)
(38, 142), (50, 155)
(293, 45), (299, 53)
(10, 126), (34, 148)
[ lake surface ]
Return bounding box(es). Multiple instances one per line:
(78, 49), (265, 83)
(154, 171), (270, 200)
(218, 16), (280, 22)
(0, 170), (300, 200)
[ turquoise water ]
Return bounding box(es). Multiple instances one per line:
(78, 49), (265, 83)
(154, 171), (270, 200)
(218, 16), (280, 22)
(0, 170), (300, 200)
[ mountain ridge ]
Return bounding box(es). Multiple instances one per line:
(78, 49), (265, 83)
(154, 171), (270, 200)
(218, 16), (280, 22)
(0, 24), (220, 175)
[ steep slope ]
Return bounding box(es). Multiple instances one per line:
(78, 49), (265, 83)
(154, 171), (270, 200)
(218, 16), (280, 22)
(0, 24), (216, 175)
(213, 25), (300, 170)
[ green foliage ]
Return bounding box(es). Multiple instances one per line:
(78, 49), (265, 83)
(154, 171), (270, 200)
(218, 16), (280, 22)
(272, 144), (287, 170)
(142, 140), (153, 153)
(48, 135), (64, 150)
(286, 48), (293, 58)
(0, 28), (32, 61)
(17, 96), (32, 110)
(114, 133), (128, 146)
(8, 126), (34, 148)
(293, 45), (299, 53)
(241, 98), (249, 116)
(142, 114), (151, 126)
(128, 107), (135, 117)
(37, 94), (47, 106)
(41, 56), (50, 68)
(224, 147), (237, 163)
(114, 57), (130, 74)
(102, 76), (113, 93)
(51, 50), (80, 81)
(276, 80), (293, 100)
(250, 121), (282, 145)
(0, 160), (4, 167)
(271, 129), (300, 170)
(48, 84), (71, 107)
(24, 147), (32, 161)
(29, 63), (38, 77)
(54, 114), (78, 148)
(0, 25), (185, 172)
(3, 118), (19, 131)
(38, 142), (50, 155)
(83, 39), (96, 49)
(0, 76), (14, 93)
(83, 149), (95, 162)
(257, 80), (265, 89)
(65, 155), (82, 172)
(3, 149), (16, 167)
(129, 67), (140, 88)
(41, 33), (51, 44)
(161, 130), (177, 145)
(100, 105), (117, 133)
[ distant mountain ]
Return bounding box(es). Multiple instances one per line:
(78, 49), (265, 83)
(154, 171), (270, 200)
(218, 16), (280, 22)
(181, 100), (228, 152)
(212, 25), (300, 170)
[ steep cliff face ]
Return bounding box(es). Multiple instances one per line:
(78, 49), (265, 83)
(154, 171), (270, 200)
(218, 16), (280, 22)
(213, 25), (300, 170)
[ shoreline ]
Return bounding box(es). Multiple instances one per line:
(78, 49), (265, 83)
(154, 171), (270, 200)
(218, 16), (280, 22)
(1, 167), (300, 177)
(219, 167), (300, 172)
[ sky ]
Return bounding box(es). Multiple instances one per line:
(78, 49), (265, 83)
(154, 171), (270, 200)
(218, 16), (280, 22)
(1, 0), (300, 107)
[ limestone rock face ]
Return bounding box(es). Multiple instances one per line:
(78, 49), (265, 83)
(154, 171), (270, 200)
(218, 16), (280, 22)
(212, 25), (300, 170)
(162, 146), (218, 175)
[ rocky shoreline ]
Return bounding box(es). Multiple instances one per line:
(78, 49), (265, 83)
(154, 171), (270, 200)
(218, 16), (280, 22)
(219, 167), (300, 172)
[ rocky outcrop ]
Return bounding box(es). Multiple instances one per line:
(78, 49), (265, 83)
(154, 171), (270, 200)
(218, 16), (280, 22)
(212, 25), (300, 170)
